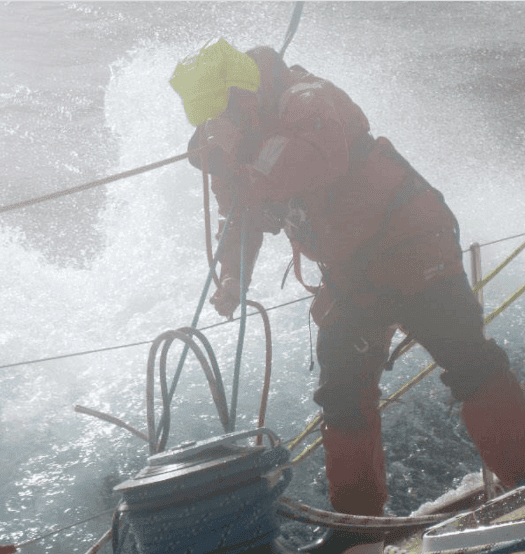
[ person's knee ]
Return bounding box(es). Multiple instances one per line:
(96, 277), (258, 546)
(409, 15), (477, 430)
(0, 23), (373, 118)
(314, 371), (383, 432)
(440, 338), (510, 401)
(322, 404), (377, 432)
(315, 322), (393, 432)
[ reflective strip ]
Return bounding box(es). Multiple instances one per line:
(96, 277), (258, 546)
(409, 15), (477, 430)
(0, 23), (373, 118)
(253, 135), (289, 177)
(423, 263), (445, 280)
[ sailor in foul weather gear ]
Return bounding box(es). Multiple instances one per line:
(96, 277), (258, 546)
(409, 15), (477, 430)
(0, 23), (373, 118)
(171, 38), (525, 553)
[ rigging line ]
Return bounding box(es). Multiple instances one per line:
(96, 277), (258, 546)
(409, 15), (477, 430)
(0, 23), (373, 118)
(279, 1), (304, 59)
(201, 294), (314, 329)
(0, 339), (152, 371)
(228, 208), (249, 433)
(0, 147), (207, 215)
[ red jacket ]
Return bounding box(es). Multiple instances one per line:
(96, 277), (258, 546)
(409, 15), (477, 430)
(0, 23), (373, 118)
(190, 66), (463, 325)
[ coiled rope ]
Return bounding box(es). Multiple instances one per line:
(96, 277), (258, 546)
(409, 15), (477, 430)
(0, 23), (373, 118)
(113, 442), (293, 554)
(146, 329), (229, 454)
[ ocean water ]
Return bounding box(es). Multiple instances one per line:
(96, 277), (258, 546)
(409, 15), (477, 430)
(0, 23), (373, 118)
(1, 2), (525, 552)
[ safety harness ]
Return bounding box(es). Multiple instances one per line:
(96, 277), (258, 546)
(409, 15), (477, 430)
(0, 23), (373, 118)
(288, 136), (462, 367)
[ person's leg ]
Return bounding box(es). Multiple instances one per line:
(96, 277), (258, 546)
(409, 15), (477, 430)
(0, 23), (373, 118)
(462, 366), (525, 489)
(314, 322), (394, 516)
(300, 321), (393, 553)
(398, 273), (525, 488)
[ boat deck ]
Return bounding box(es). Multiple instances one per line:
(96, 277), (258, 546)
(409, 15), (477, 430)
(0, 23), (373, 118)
(391, 486), (525, 554)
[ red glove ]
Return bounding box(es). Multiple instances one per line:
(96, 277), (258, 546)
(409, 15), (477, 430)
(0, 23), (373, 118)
(210, 277), (241, 318)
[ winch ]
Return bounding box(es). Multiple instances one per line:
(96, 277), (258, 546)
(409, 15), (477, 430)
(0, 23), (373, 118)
(113, 428), (292, 554)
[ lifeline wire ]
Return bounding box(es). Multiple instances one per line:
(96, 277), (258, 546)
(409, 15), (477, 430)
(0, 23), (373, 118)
(7, 508), (115, 550)
(1, 234), (524, 374)
(0, 295), (313, 372)
(475, 231), (525, 249)
(2, 233), (525, 373)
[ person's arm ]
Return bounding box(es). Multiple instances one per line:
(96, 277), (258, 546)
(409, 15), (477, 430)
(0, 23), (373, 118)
(188, 120), (265, 318)
(208, 174), (263, 318)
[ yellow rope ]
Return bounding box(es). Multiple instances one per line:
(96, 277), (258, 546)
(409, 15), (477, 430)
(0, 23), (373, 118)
(472, 240), (525, 294)
(291, 433), (323, 466)
(290, 278), (525, 466)
(287, 413), (322, 451)
(484, 282), (525, 325)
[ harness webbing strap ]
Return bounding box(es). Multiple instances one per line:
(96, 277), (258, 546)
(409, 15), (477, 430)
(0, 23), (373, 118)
(291, 240), (320, 295)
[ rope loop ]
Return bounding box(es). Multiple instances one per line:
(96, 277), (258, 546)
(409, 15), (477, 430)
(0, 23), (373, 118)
(146, 328), (229, 455)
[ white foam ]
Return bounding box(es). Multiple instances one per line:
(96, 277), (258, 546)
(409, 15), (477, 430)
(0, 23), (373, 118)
(411, 471), (484, 516)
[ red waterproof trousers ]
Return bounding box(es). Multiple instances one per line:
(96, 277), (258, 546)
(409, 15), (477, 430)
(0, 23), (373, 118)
(313, 230), (525, 515)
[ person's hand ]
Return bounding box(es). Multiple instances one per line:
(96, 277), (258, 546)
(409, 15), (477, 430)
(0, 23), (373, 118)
(210, 277), (241, 318)
(204, 118), (242, 155)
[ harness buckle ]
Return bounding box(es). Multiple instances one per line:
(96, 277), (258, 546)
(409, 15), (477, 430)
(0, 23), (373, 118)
(353, 336), (369, 354)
